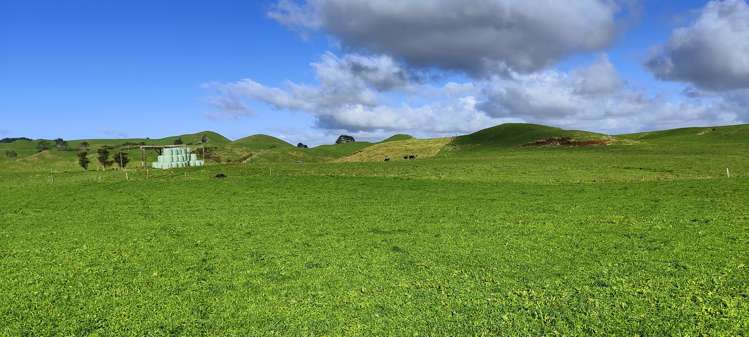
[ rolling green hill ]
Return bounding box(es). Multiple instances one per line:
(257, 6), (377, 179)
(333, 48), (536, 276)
(3, 123), (749, 171)
(619, 124), (749, 144)
(338, 138), (451, 162)
(232, 134), (294, 150)
(164, 131), (231, 145)
(381, 134), (414, 142)
(453, 123), (607, 147)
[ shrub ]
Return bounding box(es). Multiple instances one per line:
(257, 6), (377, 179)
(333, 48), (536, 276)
(77, 151), (90, 170)
(97, 147), (112, 169)
(54, 138), (68, 150)
(113, 151), (129, 169)
(36, 140), (52, 152)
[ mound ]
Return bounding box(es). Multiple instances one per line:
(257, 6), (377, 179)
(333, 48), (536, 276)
(453, 123), (607, 148)
(232, 134), (293, 150)
(381, 134), (414, 142)
(619, 124), (749, 144)
(338, 138), (452, 162)
(308, 142), (374, 159)
(166, 131), (230, 145)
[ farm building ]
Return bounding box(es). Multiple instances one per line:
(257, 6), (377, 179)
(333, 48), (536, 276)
(151, 146), (204, 169)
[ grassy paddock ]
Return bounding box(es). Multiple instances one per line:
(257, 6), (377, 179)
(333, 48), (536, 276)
(1, 150), (748, 335)
(1, 124), (748, 335)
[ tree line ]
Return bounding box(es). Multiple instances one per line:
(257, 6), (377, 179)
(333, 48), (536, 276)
(27, 135), (209, 171)
(78, 146), (129, 171)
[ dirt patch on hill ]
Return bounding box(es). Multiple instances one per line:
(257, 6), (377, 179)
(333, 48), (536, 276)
(523, 137), (612, 147)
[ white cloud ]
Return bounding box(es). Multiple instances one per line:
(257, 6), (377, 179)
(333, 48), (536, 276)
(207, 53), (746, 135)
(269, 0), (624, 76)
(206, 53), (505, 133)
(478, 55), (741, 133)
(645, 0), (749, 91)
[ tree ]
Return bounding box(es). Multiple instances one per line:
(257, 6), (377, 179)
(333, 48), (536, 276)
(36, 140), (51, 152)
(77, 151), (90, 170)
(113, 151), (129, 169)
(97, 147), (112, 169)
(200, 135), (208, 160)
(79, 141), (90, 151)
(54, 138), (68, 150)
(174, 138), (183, 145)
(4, 150), (17, 158)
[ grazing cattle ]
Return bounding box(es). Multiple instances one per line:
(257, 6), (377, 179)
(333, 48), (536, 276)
(215, 173), (227, 179)
(403, 156), (408, 160)
(408, 155), (416, 160)
(384, 157), (390, 162)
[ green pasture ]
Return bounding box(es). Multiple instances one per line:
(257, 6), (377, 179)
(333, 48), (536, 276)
(1, 123), (748, 335)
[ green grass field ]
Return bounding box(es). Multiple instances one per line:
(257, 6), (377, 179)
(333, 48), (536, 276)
(1, 124), (748, 335)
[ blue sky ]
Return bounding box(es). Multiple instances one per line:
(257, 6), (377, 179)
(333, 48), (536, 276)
(2, 0), (747, 144)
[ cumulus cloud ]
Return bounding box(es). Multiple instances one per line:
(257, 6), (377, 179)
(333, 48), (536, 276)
(269, 0), (623, 76)
(719, 89), (749, 120)
(645, 0), (749, 91)
(206, 53), (503, 133)
(478, 55), (741, 132)
(314, 53), (411, 91)
(207, 53), (745, 135)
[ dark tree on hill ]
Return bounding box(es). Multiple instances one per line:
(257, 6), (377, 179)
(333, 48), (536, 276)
(335, 135), (355, 144)
(4, 150), (17, 158)
(36, 140), (51, 152)
(54, 138), (68, 150)
(174, 138), (183, 145)
(97, 147), (112, 169)
(77, 151), (90, 170)
(79, 141), (90, 150)
(113, 151), (129, 169)
(201, 135), (208, 144)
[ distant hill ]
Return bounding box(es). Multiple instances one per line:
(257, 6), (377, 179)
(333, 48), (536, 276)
(306, 142), (374, 158)
(381, 134), (414, 142)
(232, 134), (293, 150)
(58, 131), (230, 149)
(165, 131), (231, 145)
(453, 123), (607, 147)
(619, 124), (749, 144)
(338, 138), (452, 162)
(4, 123), (748, 170)
(0, 137), (32, 143)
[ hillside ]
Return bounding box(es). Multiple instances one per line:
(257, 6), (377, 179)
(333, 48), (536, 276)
(163, 131), (231, 145)
(338, 138), (452, 162)
(308, 141), (373, 157)
(381, 134), (414, 142)
(4, 122), (749, 171)
(453, 123), (608, 148)
(232, 134), (293, 150)
(619, 124), (749, 144)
